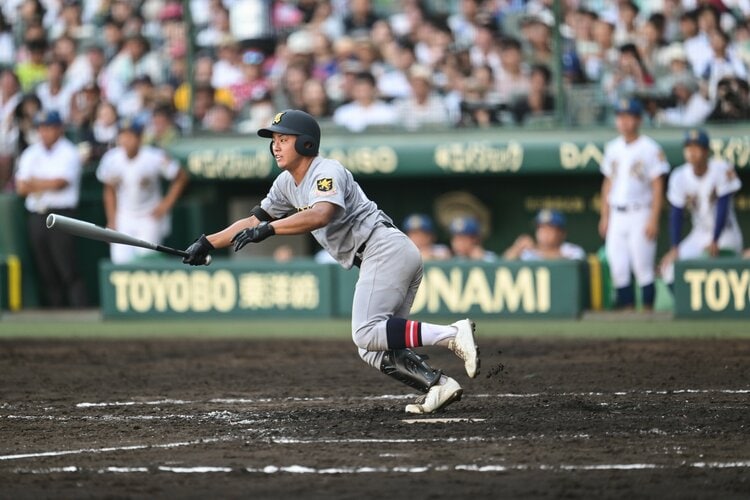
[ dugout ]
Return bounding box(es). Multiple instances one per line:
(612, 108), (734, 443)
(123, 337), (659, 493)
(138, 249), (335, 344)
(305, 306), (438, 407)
(1, 124), (748, 310)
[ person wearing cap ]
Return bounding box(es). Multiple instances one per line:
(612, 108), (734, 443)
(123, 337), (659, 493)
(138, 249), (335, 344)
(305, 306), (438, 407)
(448, 215), (497, 262)
(15, 110), (88, 308)
(95, 118), (189, 264)
(659, 129), (743, 288)
(599, 97), (670, 310)
(402, 213), (452, 261)
(182, 109), (480, 415)
(393, 64), (450, 131)
(503, 209), (586, 261)
(228, 49), (271, 112)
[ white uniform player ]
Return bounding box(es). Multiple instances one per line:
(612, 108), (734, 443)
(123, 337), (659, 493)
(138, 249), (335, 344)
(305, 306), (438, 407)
(660, 129), (743, 285)
(183, 110), (480, 414)
(96, 119), (188, 264)
(599, 98), (670, 309)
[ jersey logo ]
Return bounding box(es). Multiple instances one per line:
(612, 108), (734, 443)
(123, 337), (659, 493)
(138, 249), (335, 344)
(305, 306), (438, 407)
(316, 178), (334, 194)
(273, 112), (285, 124)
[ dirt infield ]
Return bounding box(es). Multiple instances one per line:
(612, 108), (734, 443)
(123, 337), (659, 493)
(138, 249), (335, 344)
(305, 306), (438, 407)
(1, 336), (749, 499)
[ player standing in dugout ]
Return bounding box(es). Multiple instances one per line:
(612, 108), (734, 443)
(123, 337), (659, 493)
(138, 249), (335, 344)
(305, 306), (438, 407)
(598, 98), (670, 310)
(182, 109), (479, 414)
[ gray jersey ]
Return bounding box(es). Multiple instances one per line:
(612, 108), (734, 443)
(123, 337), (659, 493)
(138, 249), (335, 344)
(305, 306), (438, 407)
(260, 156), (391, 268)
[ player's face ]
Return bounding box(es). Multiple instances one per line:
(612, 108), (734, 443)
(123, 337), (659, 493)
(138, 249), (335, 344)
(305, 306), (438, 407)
(118, 130), (141, 157)
(270, 133), (304, 171)
(536, 224), (564, 249)
(38, 124), (63, 149)
(451, 234), (478, 257)
(615, 112), (640, 138)
(684, 144), (708, 167)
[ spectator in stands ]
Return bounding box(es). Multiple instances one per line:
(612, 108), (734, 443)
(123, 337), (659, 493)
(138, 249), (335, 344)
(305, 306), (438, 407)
(143, 103), (180, 149)
(101, 34), (159, 105)
(196, 3), (230, 49)
(459, 77), (500, 128)
(613, 0), (640, 48)
(0, 11), (14, 67)
(211, 36), (244, 90)
(333, 71), (397, 132)
(36, 59), (72, 121)
(402, 213), (452, 261)
(229, 49), (271, 114)
(100, 16), (125, 62)
(602, 43), (654, 105)
(15, 110), (87, 308)
(469, 14), (501, 75)
(15, 34), (48, 92)
(707, 76), (750, 122)
(68, 81), (101, 133)
(448, 215), (497, 262)
(394, 64), (449, 130)
(301, 79), (333, 119)
(682, 7), (713, 78)
(496, 37), (530, 106)
(583, 13), (618, 82)
(655, 74), (712, 127)
(510, 64), (555, 125)
(117, 74), (155, 121)
(306, 0), (344, 42)
(85, 100), (119, 164)
(700, 29), (748, 102)
(378, 39), (416, 101)
(448, 0), (481, 49)
(503, 209), (586, 261)
(276, 62), (310, 111)
(638, 13), (669, 79)
(0, 68), (21, 191)
(520, 13), (554, 68)
(13, 93), (42, 157)
(344, 0), (380, 38)
(203, 103), (235, 133)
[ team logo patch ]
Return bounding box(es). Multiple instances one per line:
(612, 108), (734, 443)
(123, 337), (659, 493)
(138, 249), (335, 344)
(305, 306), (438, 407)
(273, 112), (285, 124)
(316, 178), (335, 195)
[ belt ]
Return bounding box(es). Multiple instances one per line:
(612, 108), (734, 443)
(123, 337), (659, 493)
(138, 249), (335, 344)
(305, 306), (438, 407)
(614, 204), (649, 212)
(353, 221), (396, 268)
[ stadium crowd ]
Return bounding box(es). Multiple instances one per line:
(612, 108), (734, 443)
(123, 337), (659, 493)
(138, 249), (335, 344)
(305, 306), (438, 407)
(2, 0), (750, 186)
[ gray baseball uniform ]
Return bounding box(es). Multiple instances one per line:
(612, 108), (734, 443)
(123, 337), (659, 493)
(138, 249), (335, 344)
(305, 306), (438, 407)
(260, 156), (423, 369)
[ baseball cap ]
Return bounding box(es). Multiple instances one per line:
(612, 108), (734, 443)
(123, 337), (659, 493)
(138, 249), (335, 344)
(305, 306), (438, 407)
(449, 216), (481, 237)
(683, 128), (709, 148)
(535, 209), (566, 229)
(402, 214), (435, 233)
(118, 117), (144, 134)
(242, 50), (265, 65)
(614, 97), (643, 116)
(33, 110), (63, 127)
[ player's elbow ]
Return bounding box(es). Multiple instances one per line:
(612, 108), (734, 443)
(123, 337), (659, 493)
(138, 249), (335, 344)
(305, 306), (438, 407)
(309, 203), (336, 229)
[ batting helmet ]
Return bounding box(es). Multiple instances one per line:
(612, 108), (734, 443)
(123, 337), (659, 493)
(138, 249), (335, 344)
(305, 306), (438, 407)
(258, 109), (320, 156)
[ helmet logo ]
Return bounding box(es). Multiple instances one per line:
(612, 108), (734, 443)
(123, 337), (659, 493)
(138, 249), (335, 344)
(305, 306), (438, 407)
(273, 112), (285, 124)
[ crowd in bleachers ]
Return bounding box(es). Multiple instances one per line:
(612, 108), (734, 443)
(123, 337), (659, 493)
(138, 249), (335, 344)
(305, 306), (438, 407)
(1, 0), (750, 188)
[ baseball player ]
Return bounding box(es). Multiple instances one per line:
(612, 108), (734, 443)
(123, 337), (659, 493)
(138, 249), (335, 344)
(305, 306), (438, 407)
(96, 118), (189, 264)
(599, 98), (670, 310)
(503, 209), (586, 261)
(659, 129), (743, 286)
(182, 110), (479, 414)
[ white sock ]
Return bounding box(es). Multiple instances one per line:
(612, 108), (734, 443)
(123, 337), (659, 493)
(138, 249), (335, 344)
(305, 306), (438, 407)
(420, 322), (456, 345)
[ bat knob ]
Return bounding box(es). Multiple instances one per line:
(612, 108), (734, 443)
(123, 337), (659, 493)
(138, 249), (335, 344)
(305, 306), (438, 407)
(204, 255), (212, 266)
(46, 214), (56, 229)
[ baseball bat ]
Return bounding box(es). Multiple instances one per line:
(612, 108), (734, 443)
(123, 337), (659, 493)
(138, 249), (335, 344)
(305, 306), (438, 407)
(46, 213), (212, 266)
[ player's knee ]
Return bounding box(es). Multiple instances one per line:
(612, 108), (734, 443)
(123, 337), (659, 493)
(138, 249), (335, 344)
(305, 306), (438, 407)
(352, 322), (377, 351)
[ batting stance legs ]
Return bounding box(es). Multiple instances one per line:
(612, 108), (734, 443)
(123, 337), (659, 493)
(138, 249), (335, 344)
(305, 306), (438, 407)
(351, 224), (479, 414)
(605, 208), (657, 308)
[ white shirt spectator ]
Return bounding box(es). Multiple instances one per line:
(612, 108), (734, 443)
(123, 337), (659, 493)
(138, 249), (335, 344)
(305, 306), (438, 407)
(16, 137), (81, 213)
(520, 242), (586, 261)
(684, 33), (713, 78)
(36, 83), (74, 122)
(211, 59), (244, 89)
(393, 94), (449, 130)
(658, 93), (713, 127)
(333, 100), (398, 132)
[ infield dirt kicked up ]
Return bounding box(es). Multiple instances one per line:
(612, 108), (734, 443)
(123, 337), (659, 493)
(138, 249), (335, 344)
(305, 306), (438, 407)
(1, 336), (748, 499)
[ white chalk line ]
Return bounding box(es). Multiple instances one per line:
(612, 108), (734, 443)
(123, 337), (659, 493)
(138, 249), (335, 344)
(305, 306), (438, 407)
(12, 460), (750, 475)
(69, 389), (750, 409)
(0, 438), (224, 461)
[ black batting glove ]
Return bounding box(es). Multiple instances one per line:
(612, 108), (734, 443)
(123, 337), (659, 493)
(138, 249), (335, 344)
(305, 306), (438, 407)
(183, 234), (214, 265)
(231, 222), (275, 252)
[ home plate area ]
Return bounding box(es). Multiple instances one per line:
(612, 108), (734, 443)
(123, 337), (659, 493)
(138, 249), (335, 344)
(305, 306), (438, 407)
(1, 338), (748, 499)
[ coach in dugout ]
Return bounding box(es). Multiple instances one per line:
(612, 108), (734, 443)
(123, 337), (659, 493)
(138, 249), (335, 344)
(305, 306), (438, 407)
(15, 110), (88, 308)
(96, 118), (189, 264)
